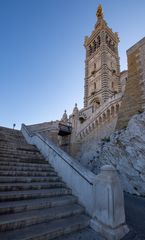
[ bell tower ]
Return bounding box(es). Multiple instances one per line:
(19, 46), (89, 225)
(84, 5), (121, 109)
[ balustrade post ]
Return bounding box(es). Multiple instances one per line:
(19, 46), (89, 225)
(90, 165), (129, 240)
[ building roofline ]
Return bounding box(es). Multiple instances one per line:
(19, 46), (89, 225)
(127, 36), (145, 55)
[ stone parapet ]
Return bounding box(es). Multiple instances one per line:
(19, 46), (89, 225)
(77, 93), (122, 141)
(21, 124), (129, 240)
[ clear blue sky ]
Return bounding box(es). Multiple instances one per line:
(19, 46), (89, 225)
(0, 0), (145, 129)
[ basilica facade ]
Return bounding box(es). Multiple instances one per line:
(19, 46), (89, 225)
(59, 5), (127, 151)
(27, 5), (145, 159)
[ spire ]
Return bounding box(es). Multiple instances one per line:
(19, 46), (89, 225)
(72, 103), (79, 118)
(73, 103), (79, 114)
(61, 110), (68, 123)
(96, 4), (104, 19)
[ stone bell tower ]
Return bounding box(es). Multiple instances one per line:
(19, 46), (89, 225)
(84, 5), (121, 109)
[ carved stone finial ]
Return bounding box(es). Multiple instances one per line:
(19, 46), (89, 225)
(96, 4), (104, 19)
(61, 110), (68, 122)
(73, 103), (79, 115)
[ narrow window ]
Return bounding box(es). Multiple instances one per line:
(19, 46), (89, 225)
(94, 82), (96, 89)
(112, 82), (114, 89)
(89, 45), (92, 55)
(93, 40), (97, 52)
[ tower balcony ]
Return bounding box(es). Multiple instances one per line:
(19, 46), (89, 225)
(58, 122), (72, 136)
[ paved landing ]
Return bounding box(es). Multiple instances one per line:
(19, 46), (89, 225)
(55, 192), (145, 240)
(122, 192), (145, 240)
(55, 227), (104, 240)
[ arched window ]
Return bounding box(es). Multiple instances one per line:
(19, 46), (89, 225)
(106, 34), (109, 43)
(97, 35), (101, 46)
(94, 82), (96, 90)
(93, 40), (97, 52)
(89, 45), (92, 55)
(112, 82), (114, 90)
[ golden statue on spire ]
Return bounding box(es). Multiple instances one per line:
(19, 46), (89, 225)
(96, 4), (104, 18)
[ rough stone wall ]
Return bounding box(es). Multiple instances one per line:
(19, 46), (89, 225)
(72, 116), (118, 160)
(76, 111), (145, 196)
(120, 70), (128, 94)
(116, 37), (145, 130)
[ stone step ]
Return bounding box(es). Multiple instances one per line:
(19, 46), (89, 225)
(0, 146), (39, 153)
(0, 127), (90, 239)
(0, 151), (41, 158)
(0, 137), (26, 143)
(0, 126), (21, 133)
(0, 157), (47, 164)
(0, 134), (23, 140)
(0, 164), (53, 172)
(0, 195), (77, 214)
(0, 134), (22, 138)
(0, 188), (72, 201)
(0, 181), (66, 191)
(56, 227), (103, 240)
(0, 170), (57, 177)
(0, 147), (40, 154)
(0, 145), (39, 151)
(0, 176), (61, 183)
(0, 203), (84, 231)
(0, 131), (22, 137)
(0, 153), (45, 159)
(0, 160), (49, 168)
(0, 143), (36, 149)
(0, 153), (43, 160)
(0, 214), (89, 240)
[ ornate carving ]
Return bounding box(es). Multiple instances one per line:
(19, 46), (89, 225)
(96, 4), (104, 18)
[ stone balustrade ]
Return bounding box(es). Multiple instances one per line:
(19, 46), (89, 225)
(77, 93), (122, 141)
(21, 123), (129, 240)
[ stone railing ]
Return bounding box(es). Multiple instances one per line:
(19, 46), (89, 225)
(21, 123), (129, 240)
(27, 121), (59, 134)
(77, 93), (122, 140)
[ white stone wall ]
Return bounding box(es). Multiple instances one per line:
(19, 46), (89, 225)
(26, 121), (59, 145)
(120, 70), (128, 94)
(139, 41), (145, 108)
(75, 116), (118, 165)
(78, 111), (145, 197)
(75, 93), (122, 140)
(27, 121), (59, 133)
(21, 123), (128, 240)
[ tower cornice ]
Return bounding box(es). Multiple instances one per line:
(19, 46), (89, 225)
(84, 5), (119, 48)
(84, 26), (119, 47)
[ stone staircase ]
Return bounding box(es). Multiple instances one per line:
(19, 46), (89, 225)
(0, 126), (90, 240)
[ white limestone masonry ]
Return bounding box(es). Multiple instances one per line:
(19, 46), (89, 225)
(78, 111), (145, 197)
(21, 124), (129, 240)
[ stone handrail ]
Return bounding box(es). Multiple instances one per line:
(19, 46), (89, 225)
(21, 123), (129, 240)
(77, 93), (122, 138)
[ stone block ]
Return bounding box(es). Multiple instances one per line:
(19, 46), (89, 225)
(90, 165), (129, 240)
